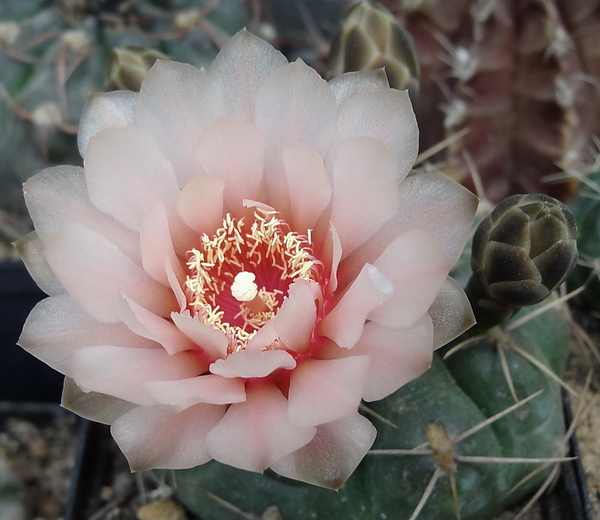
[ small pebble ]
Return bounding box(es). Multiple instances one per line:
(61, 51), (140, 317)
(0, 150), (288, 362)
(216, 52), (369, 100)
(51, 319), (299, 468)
(262, 505), (283, 520)
(137, 499), (188, 520)
(100, 485), (114, 501)
(29, 437), (49, 459)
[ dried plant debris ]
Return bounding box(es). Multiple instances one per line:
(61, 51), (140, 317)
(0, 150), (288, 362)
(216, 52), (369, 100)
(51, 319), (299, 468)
(575, 392), (600, 518)
(0, 411), (76, 519)
(85, 437), (185, 520)
(565, 321), (600, 520)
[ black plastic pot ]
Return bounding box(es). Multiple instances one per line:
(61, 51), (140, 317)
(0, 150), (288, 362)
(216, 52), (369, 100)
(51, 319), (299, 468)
(63, 420), (114, 520)
(538, 394), (594, 520)
(0, 261), (63, 403)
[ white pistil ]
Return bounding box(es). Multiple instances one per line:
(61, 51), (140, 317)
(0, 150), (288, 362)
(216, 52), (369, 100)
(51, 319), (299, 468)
(231, 271), (258, 302)
(185, 210), (319, 352)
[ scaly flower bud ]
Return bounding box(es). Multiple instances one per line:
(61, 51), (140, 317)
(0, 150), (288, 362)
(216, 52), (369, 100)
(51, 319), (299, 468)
(106, 46), (170, 92)
(327, 0), (419, 96)
(468, 194), (577, 328)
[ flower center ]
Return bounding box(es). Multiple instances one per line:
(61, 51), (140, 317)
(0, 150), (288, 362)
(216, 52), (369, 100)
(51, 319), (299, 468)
(185, 208), (321, 352)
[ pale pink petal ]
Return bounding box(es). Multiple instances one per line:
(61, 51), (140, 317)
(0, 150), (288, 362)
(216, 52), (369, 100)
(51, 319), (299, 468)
(194, 117), (265, 211)
(245, 319), (279, 352)
(78, 91), (137, 157)
(210, 350), (296, 379)
(15, 231), (65, 296)
(166, 259), (187, 312)
(18, 295), (158, 377)
(270, 414), (376, 489)
(328, 69), (389, 106)
(368, 229), (451, 329)
(336, 89), (418, 174)
(71, 346), (204, 405)
(206, 383), (316, 472)
(282, 143), (332, 233)
(325, 317), (434, 402)
(318, 264), (393, 349)
(208, 29), (288, 122)
(135, 60), (225, 186)
(320, 223), (342, 296)
(339, 172), (478, 287)
(287, 357), (370, 428)
(330, 137), (401, 257)
(140, 201), (184, 286)
(144, 375), (246, 411)
(165, 209), (200, 258)
(171, 311), (228, 361)
(112, 403), (226, 470)
(176, 175), (225, 236)
(255, 61), (337, 215)
(23, 165), (140, 262)
(255, 60), (337, 158)
(44, 222), (176, 322)
(272, 280), (318, 354)
(61, 377), (136, 424)
(85, 126), (180, 232)
(390, 172), (478, 265)
(429, 277), (476, 349)
(117, 297), (198, 356)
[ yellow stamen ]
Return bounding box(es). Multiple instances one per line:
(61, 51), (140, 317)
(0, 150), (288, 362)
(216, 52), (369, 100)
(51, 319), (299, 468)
(184, 209), (320, 352)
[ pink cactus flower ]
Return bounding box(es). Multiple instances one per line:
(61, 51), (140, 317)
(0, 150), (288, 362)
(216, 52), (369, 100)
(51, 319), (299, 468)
(17, 31), (477, 489)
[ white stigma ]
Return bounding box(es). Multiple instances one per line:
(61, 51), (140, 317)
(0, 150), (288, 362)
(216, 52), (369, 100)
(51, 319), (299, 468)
(231, 271), (259, 302)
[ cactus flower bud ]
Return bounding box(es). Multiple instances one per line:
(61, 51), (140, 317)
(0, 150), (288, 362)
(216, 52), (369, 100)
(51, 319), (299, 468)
(468, 194), (577, 328)
(106, 46), (170, 92)
(327, 0), (419, 96)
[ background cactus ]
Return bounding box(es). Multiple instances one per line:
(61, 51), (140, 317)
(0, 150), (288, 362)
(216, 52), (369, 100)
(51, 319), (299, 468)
(326, 0), (419, 98)
(327, 0), (600, 203)
(4, 1), (600, 245)
(567, 168), (600, 313)
(0, 0), (254, 256)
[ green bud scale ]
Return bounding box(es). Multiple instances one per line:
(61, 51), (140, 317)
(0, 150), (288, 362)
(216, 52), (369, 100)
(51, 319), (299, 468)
(468, 193), (577, 329)
(327, 0), (419, 97)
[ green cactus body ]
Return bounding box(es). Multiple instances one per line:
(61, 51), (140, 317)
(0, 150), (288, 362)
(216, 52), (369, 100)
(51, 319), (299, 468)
(0, 0), (251, 247)
(568, 169), (600, 311)
(173, 298), (570, 520)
